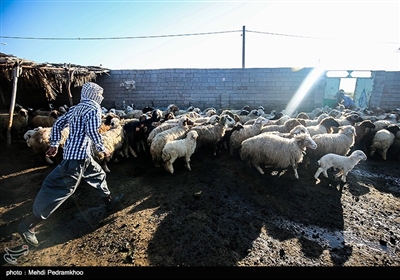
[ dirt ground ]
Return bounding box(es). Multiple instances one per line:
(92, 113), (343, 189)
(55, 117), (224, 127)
(0, 136), (399, 278)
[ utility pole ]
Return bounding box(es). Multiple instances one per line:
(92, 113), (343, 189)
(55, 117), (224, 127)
(242, 25), (245, 68)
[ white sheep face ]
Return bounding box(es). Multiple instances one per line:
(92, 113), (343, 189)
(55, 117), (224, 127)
(222, 115), (236, 128)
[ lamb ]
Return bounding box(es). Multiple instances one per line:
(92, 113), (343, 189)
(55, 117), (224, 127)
(161, 130), (199, 174)
(304, 125), (356, 168)
(150, 116), (194, 167)
(229, 116), (269, 156)
(0, 108), (29, 139)
(305, 116), (340, 136)
(239, 132), (317, 179)
(314, 150), (367, 183)
(25, 126), (69, 164)
(369, 124), (400, 160)
(93, 117), (129, 173)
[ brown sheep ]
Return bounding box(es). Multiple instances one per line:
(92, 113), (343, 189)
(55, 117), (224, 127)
(0, 108), (29, 139)
(31, 110), (59, 128)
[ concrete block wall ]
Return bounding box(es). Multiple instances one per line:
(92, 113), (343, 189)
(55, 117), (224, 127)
(376, 71), (400, 109)
(97, 67), (327, 113)
(4, 67), (397, 113)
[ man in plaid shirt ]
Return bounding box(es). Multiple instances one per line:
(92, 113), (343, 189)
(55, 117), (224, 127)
(18, 82), (124, 247)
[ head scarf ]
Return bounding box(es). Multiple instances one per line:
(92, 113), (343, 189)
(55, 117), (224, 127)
(80, 82), (104, 104)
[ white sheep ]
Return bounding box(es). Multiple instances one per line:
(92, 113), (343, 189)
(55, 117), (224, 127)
(229, 116), (269, 156)
(147, 121), (180, 146)
(24, 127), (42, 145)
(369, 124), (400, 160)
(260, 118), (304, 134)
(190, 114), (236, 156)
(193, 114), (220, 125)
(161, 130), (199, 174)
(305, 125), (356, 168)
(302, 113), (329, 126)
(305, 116), (340, 136)
(25, 126), (69, 164)
(314, 150), (367, 183)
(150, 116), (193, 167)
(146, 114), (192, 146)
(239, 132), (317, 179)
(266, 124), (310, 138)
(264, 114), (290, 126)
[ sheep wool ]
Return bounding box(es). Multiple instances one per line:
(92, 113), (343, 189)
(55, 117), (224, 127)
(150, 117), (193, 167)
(0, 108), (29, 139)
(305, 125), (356, 167)
(93, 117), (129, 173)
(229, 116), (269, 156)
(161, 130), (199, 174)
(314, 150), (367, 183)
(370, 124), (400, 160)
(26, 126), (69, 165)
(240, 132), (317, 179)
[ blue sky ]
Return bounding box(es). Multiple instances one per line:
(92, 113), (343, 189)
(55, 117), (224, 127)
(0, 0), (399, 70)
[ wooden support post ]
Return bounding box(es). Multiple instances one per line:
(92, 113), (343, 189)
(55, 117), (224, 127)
(6, 63), (21, 146)
(67, 66), (76, 107)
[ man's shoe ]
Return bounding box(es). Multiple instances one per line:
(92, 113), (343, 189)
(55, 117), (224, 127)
(104, 193), (124, 211)
(18, 222), (39, 247)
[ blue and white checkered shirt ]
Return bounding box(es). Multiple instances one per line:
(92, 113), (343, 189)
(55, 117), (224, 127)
(50, 100), (106, 160)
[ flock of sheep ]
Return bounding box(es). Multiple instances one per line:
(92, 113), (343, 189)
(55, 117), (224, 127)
(2, 101), (400, 183)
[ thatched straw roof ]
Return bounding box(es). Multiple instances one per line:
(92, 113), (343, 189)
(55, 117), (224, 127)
(0, 52), (110, 102)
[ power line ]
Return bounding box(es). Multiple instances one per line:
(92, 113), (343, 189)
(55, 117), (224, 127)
(246, 29), (400, 45)
(1, 28), (398, 45)
(0, 30), (242, 40)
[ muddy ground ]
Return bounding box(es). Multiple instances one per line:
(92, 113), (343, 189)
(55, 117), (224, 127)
(0, 138), (399, 278)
